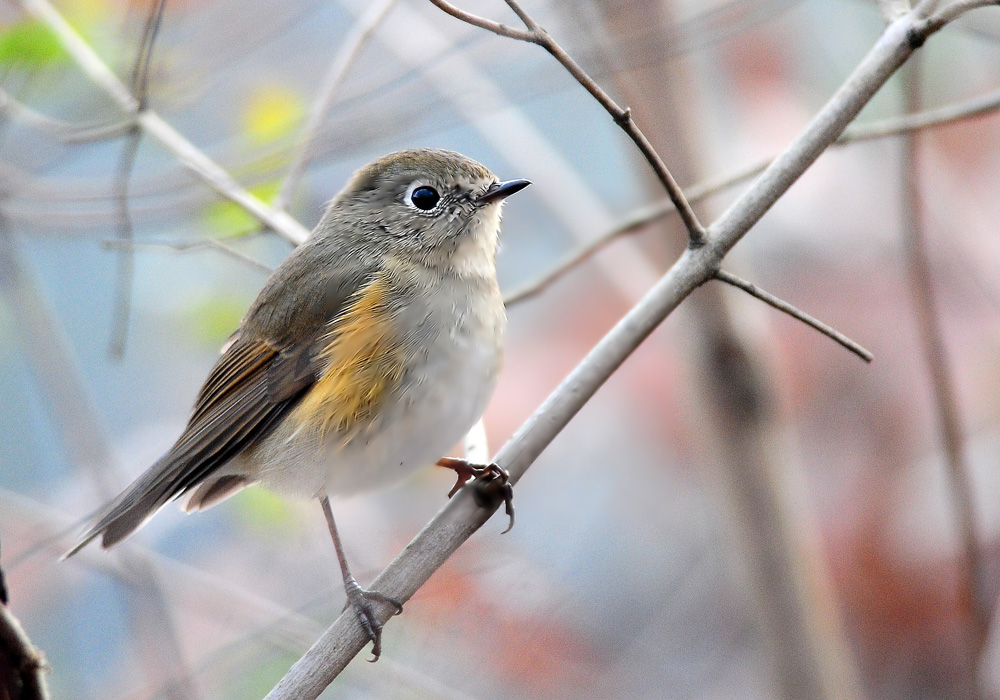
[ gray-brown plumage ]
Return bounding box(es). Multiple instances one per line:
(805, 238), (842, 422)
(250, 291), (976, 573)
(66, 148), (529, 658)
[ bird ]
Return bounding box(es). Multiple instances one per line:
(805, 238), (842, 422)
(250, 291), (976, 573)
(66, 148), (530, 659)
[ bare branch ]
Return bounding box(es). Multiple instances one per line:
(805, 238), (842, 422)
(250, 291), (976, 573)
(0, 541), (7, 605)
(426, 0), (537, 42)
(266, 11), (951, 697)
(128, 0), (166, 109)
(930, 0), (1000, 25)
(102, 237), (273, 274)
(841, 85), (1000, 142)
(16, 0), (311, 246)
(107, 127), (141, 361)
(899, 58), (988, 700)
(427, 0), (708, 246)
(501, 0), (539, 31)
(108, 0), (167, 360)
(275, 0), (398, 211)
(0, 87), (132, 142)
(714, 270), (873, 363)
(0, 600), (49, 700)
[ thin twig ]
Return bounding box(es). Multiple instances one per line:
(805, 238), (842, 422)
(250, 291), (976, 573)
(275, 0), (398, 211)
(108, 127), (141, 360)
(427, 0), (708, 246)
(266, 9), (971, 698)
(103, 237), (273, 274)
(16, 0), (311, 246)
(899, 57), (987, 700)
(841, 85), (1000, 142)
(107, 0), (166, 360)
(507, 82), (1000, 306)
(931, 0), (1000, 25)
(129, 0), (166, 110)
(0, 87), (133, 142)
(504, 158), (770, 305)
(715, 270), (873, 362)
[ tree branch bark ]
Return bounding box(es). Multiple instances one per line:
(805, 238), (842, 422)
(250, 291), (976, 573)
(0, 600), (49, 700)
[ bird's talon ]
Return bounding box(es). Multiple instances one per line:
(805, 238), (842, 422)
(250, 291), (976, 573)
(472, 465), (515, 532)
(438, 458), (515, 531)
(446, 475), (466, 499)
(343, 579), (401, 661)
(499, 482), (515, 534)
(366, 590), (404, 615)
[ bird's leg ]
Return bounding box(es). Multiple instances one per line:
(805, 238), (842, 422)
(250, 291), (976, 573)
(319, 496), (402, 662)
(436, 457), (515, 533)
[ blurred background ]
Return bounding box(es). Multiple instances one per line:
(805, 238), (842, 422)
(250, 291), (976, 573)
(2, 0), (1000, 698)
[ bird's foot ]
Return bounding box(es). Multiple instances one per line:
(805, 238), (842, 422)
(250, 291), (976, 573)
(436, 457), (515, 533)
(342, 577), (403, 662)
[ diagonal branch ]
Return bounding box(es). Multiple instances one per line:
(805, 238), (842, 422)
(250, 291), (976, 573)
(275, 0), (398, 211)
(428, 0), (708, 246)
(714, 270), (873, 362)
(16, 0), (310, 246)
(266, 7), (979, 697)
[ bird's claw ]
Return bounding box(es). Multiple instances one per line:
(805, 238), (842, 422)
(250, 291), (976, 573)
(436, 458), (515, 533)
(342, 578), (403, 662)
(478, 475), (515, 534)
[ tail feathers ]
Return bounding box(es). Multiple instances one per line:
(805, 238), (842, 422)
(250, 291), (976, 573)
(63, 458), (175, 559)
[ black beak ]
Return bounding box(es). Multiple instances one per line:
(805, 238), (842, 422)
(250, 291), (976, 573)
(478, 178), (531, 205)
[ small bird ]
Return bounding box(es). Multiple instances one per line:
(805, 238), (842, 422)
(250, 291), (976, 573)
(67, 148), (529, 658)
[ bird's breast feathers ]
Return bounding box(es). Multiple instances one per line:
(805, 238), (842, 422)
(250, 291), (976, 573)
(291, 274), (408, 442)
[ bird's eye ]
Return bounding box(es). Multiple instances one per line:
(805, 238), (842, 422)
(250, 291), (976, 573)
(409, 186), (440, 211)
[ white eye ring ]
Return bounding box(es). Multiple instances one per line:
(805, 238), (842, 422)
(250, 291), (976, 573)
(405, 182), (441, 211)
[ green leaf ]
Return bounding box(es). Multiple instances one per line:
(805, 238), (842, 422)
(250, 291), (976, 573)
(0, 20), (66, 68)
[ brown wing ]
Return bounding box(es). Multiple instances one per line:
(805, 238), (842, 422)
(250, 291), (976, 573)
(65, 337), (317, 553)
(164, 336), (316, 496)
(65, 248), (380, 555)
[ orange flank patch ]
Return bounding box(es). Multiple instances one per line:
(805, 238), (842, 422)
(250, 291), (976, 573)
(293, 276), (406, 441)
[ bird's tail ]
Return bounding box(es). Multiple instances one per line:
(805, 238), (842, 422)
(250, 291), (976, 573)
(63, 456), (175, 558)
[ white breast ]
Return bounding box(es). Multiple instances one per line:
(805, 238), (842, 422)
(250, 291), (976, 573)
(244, 284), (505, 499)
(324, 308), (503, 495)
